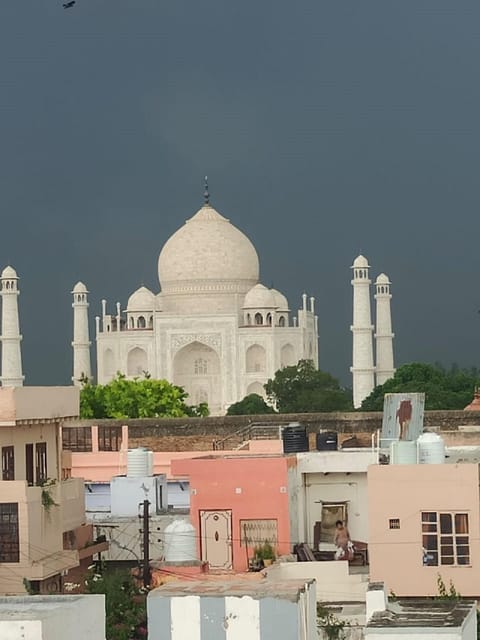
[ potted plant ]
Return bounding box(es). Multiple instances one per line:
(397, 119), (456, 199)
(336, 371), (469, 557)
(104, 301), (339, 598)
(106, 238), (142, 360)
(254, 541), (276, 567)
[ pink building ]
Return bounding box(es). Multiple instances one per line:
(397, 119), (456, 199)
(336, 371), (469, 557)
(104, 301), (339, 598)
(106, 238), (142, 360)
(171, 454), (295, 571)
(368, 463), (480, 597)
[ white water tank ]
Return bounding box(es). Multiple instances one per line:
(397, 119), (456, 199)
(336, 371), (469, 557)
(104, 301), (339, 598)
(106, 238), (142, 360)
(148, 450), (154, 476)
(163, 520), (197, 563)
(390, 440), (417, 464)
(418, 432), (445, 464)
(127, 448), (150, 478)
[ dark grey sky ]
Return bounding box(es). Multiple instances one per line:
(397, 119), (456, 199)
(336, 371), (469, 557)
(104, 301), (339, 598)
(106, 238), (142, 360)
(1, 1), (479, 387)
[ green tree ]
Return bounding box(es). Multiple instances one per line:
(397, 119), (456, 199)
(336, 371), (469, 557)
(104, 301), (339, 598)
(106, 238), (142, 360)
(265, 360), (353, 413)
(361, 363), (480, 411)
(85, 567), (147, 640)
(227, 393), (275, 416)
(80, 373), (207, 419)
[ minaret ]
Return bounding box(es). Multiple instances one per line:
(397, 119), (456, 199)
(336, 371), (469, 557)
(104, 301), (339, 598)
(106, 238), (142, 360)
(0, 266), (24, 387)
(374, 273), (395, 386)
(350, 255), (375, 408)
(72, 282), (92, 385)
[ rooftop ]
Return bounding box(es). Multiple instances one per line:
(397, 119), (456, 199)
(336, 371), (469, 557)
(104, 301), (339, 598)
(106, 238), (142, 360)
(0, 386), (79, 425)
(149, 578), (315, 602)
(368, 599), (476, 628)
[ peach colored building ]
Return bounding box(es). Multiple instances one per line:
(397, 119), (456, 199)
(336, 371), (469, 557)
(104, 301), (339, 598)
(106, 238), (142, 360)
(0, 387), (107, 595)
(171, 454), (294, 571)
(368, 463), (480, 597)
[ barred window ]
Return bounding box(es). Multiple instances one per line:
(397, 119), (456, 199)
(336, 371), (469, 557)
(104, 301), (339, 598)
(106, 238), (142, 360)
(62, 427), (92, 452)
(98, 426), (122, 452)
(0, 503), (19, 562)
(194, 359), (208, 375)
(389, 518), (400, 530)
(422, 511), (470, 566)
(240, 519), (278, 547)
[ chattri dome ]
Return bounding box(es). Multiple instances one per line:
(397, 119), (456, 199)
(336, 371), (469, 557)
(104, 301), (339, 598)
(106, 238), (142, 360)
(243, 284), (277, 309)
(1, 265), (18, 279)
(158, 204), (259, 296)
(127, 286), (155, 311)
(375, 273), (390, 285)
(352, 255), (369, 268)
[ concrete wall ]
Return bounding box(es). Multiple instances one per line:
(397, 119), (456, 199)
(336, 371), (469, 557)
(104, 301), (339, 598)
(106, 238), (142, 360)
(147, 580), (317, 640)
(66, 410), (480, 452)
(266, 561), (368, 602)
(0, 387), (79, 424)
(368, 464), (480, 597)
(0, 595), (105, 640)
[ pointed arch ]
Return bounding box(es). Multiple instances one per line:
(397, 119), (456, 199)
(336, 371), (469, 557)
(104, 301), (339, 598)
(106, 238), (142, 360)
(246, 381), (266, 398)
(127, 347), (148, 377)
(104, 348), (115, 379)
(246, 344), (266, 373)
(280, 344), (295, 368)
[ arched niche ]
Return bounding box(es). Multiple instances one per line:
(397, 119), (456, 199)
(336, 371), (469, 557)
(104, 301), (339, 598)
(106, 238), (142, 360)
(246, 344), (266, 373)
(246, 381), (266, 398)
(173, 341), (221, 414)
(280, 343), (295, 368)
(127, 347), (148, 377)
(104, 348), (115, 379)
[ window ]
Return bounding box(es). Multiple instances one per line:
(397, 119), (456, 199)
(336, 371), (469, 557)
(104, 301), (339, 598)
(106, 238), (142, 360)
(254, 313), (263, 325)
(25, 444), (34, 486)
(1, 446), (14, 481)
(240, 519), (278, 547)
(0, 503), (19, 562)
(389, 518), (400, 530)
(194, 358), (208, 375)
(422, 511), (470, 566)
(137, 316), (146, 329)
(35, 443), (47, 485)
(98, 426), (122, 452)
(62, 427), (92, 452)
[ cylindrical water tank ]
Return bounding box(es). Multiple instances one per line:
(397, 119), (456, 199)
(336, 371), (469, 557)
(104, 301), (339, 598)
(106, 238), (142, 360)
(127, 448), (150, 477)
(282, 423), (309, 453)
(390, 440), (417, 464)
(316, 431), (338, 451)
(163, 520), (197, 562)
(418, 432), (445, 464)
(147, 451), (154, 476)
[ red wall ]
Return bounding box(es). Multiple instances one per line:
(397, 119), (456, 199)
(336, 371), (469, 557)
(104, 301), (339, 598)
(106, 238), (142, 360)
(172, 455), (291, 571)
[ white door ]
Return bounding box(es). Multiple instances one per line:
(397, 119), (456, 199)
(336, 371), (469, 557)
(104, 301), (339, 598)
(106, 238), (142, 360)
(200, 510), (233, 569)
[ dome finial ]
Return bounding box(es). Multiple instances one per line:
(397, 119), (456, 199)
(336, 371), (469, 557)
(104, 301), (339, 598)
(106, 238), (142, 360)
(203, 175), (210, 205)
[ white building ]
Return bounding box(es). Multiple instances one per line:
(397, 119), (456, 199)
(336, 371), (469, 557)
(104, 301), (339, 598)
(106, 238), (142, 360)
(74, 190), (318, 414)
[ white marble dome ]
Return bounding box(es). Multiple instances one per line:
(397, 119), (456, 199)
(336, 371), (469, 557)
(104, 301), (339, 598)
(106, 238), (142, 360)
(158, 204), (259, 295)
(243, 284), (277, 309)
(1, 265), (17, 279)
(352, 255), (369, 268)
(127, 286), (155, 311)
(375, 273), (390, 284)
(72, 281), (88, 293)
(271, 288), (289, 311)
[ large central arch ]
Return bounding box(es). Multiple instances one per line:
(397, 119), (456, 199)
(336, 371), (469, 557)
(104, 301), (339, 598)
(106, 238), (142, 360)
(173, 341), (222, 414)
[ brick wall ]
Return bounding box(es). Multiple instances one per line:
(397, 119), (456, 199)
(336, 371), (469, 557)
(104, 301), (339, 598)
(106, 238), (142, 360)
(67, 410), (480, 452)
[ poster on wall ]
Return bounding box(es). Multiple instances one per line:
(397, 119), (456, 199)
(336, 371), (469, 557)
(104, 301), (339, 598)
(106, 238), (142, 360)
(381, 392), (425, 446)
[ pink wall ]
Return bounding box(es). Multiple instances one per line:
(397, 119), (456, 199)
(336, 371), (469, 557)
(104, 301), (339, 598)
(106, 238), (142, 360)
(368, 463), (480, 597)
(172, 455), (292, 571)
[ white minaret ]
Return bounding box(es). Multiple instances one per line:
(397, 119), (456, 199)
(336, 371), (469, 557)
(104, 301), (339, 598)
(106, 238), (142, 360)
(0, 266), (24, 387)
(374, 273), (395, 386)
(350, 255), (375, 408)
(72, 282), (92, 385)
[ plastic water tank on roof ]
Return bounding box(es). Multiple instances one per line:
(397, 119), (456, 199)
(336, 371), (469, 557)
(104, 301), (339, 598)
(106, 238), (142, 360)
(127, 448), (151, 477)
(163, 520), (197, 562)
(418, 432), (445, 464)
(243, 284), (277, 309)
(126, 286), (155, 312)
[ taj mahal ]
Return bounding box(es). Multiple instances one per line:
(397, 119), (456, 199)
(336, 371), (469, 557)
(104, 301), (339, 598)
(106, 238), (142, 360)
(0, 186), (395, 415)
(72, 186), (318, 415)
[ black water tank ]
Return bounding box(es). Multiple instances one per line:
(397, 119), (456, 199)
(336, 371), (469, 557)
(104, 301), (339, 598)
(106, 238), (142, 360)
(316, 431), (338, 451)
(282, 423), (309, 454)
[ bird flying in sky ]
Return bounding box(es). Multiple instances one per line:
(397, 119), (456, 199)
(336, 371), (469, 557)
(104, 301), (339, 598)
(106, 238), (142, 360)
(63, 1), (76, 8)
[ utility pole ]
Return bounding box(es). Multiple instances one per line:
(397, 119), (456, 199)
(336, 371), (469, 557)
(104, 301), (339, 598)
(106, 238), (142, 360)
(142, 500), (150, 588)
